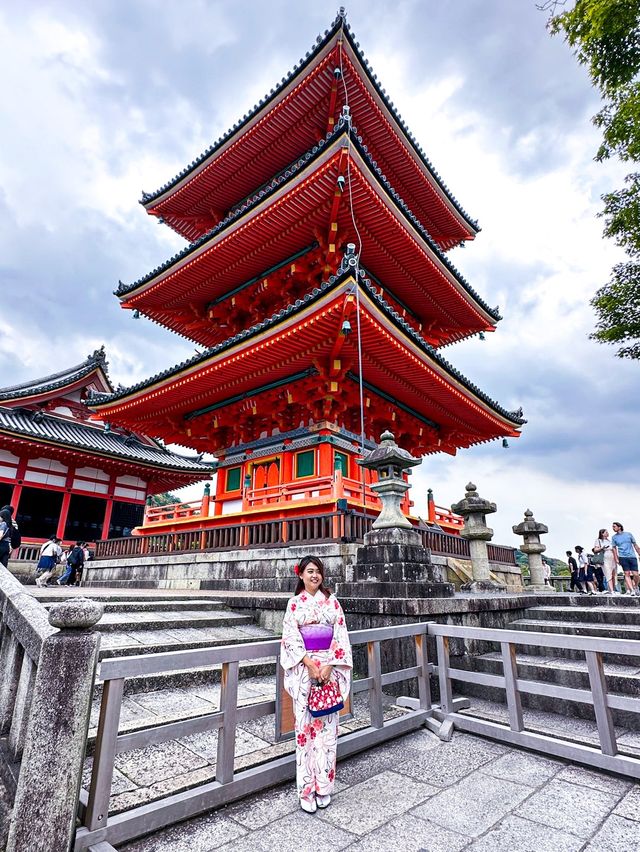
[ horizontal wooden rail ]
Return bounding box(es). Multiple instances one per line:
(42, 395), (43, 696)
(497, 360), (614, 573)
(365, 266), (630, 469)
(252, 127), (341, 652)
(428, 621), (640, 780)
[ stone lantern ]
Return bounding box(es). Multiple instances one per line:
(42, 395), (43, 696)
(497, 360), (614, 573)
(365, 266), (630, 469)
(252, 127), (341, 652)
(335, 431), (454, 598)
(451, 482), (505, 593)
(512, 509), (550, 593)
(357, 430), (420, 530)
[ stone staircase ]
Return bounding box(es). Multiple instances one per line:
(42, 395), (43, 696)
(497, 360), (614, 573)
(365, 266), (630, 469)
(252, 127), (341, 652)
(454, 596), (640, 740)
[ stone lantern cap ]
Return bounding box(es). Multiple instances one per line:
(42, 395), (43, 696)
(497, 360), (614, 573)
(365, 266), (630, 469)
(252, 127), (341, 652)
(451, 482), (496, 518)
(358, 430), (421, 474)
(512, 508), (548, 537)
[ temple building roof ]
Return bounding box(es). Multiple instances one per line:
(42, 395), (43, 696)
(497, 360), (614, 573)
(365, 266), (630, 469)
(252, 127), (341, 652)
(0, 349), (212, 490)
(0, 407), (209, 474)
(92, 263), (525, 455)
(117, 124), (499, 348)
(140, 11), (478, 249)
(0, 347), (112, 405)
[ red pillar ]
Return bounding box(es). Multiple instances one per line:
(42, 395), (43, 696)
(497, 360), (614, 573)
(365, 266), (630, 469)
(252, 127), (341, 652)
(56, 492), (72, 541)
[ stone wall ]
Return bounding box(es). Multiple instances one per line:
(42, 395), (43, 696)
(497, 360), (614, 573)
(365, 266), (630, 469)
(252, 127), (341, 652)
(78, 547), (522, 593)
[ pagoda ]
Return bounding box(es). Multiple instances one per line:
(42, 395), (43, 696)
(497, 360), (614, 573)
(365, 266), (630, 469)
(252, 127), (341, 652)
(0, 348), (210, 544)
(90, 10), (524, 536)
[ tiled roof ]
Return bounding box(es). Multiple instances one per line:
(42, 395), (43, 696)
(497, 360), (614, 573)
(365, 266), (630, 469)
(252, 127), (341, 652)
(117, 123), (498, 323)
(0, 347), (112, 402)
(98, 260), (524, 426)
(140, 11), (478, 233)
(0, 407), (212, 473)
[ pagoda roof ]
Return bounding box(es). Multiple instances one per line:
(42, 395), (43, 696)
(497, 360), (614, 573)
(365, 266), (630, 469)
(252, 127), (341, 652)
(117, 124), (499, 348)
(0, 407), (211, 477)
(93, 264), (524, 452)
(0, 347), (112, 406)
(140, 12), (477, 250)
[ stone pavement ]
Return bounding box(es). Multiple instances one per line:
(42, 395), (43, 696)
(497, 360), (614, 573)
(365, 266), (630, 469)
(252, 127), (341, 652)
(119, 729), (640, 852)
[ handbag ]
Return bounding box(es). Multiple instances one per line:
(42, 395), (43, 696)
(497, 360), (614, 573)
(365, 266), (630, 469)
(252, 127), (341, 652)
(591, 551), (604, 566)
(308, 678), (344, 717)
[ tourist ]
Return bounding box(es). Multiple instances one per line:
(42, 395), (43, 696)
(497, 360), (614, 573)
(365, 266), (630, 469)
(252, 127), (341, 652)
(58, 541), (85, 586)
(566, 550), (583, 593)
(593, 529), (617, 594)
(75, 541), (90, 586)
(575, 546), (596, 595)
(611, 522), (640, 596)
(35, 536), (62, 586)
(280, 555), (352, 814)
(0, 505), (19, 568)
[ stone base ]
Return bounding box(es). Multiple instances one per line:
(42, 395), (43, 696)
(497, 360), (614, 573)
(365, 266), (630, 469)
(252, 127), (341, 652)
(460, 579), (507, 594)
(363, 527), (422, 548)
(336, 580), (455, 598)
(527, 582), (556, 593)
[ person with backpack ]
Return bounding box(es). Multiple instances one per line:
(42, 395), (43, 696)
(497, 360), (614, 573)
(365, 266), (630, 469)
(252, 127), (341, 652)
(35, 536), (62, 586)
(0, 505), (20, 568)
(58, 541), (85, 586)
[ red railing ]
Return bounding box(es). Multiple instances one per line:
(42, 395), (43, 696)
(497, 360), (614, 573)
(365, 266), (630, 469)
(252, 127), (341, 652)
(94, 513), (516, 565)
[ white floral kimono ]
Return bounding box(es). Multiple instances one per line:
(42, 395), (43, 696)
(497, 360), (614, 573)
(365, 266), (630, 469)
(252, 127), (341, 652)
(280, 590), (352, 800)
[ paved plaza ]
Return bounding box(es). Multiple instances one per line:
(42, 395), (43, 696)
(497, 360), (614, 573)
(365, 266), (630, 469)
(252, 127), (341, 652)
(119, 729), (640, 852)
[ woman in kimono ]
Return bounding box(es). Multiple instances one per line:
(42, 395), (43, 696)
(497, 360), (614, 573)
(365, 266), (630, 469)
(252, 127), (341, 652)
(280, 555), (352, 813)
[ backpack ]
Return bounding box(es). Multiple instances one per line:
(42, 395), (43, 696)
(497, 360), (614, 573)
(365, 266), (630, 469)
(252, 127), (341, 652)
(67, 546), (84, 567)
(9, 521), (21, 549)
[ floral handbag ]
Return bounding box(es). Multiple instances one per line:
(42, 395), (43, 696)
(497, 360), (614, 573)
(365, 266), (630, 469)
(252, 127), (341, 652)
(308, 678), (344, 717)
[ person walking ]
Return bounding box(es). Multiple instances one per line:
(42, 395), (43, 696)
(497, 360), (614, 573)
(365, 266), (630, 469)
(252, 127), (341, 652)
(58, 541), (85, 586)
(576, 546), (597, 595)
(594, 529), (617, 594)
(567, 550), (583, 593)
(611, 522), (640, 595)
(280, 555), (352, 814)
(0, 505), (19, 568)
(35, 536), (62, 586)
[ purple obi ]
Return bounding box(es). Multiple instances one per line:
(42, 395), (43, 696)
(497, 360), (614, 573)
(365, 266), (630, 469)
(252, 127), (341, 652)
(300, 623), (333, 651)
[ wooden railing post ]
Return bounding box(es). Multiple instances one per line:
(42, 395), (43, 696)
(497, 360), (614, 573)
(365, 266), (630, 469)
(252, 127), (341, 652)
(7, 598), (103, 852)
(586, 650), (617, 756)
(216, 661), (239, 784)
(436, 635), (453, 714)
(367, 641), (384, 729)
(500, 642), (524, 732)
(415, 630), (432, 711)
(85, 676), (126, 831)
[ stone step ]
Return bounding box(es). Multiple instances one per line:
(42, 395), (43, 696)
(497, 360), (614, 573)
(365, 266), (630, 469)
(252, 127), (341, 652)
(98, 624), (275, 659)
(454, 652), (640, 730)
(41, 599), (226, 613)
(31, 590), (229, 604)
(455, 694), (640, 757)
(94, 609), (254, 633)
(525, 604), (640, 625)
(509, 617), (640, 643)
(556, 594), (640, 608)
(83, 577), (298, 593)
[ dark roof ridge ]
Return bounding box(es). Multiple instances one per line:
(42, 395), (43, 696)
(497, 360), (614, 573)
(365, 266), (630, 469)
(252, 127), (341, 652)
(139, 11), (478, 233)
(0, 346), (113, 401)
(119, 124), (496, 323)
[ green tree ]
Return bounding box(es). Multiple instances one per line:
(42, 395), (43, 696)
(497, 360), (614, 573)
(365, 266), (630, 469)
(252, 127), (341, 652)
(147, 492), (182, 507)
(546, 0), (640, 357)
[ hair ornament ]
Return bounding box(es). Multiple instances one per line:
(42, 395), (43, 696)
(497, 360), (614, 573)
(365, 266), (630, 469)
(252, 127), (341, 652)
(293, 563), (300, 575)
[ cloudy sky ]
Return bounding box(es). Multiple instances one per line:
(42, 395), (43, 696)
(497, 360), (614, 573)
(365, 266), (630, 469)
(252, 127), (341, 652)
(1, 0), (637, 558)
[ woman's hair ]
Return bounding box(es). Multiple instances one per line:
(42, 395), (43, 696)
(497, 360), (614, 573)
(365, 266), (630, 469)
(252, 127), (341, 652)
(598, 528), (607, 539)
(294, 555), (331, 598)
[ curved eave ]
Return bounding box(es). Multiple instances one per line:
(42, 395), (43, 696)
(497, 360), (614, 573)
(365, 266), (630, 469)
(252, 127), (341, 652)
(141, 16), (478, 245)
(119, 131), (498, 341)
(0, 363), (113, 407)
(94, 273), (523, 438)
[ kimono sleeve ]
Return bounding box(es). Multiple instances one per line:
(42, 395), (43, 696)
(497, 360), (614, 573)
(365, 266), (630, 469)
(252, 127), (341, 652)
(328, 598), (353, 669)
(280, 597), (306, 670)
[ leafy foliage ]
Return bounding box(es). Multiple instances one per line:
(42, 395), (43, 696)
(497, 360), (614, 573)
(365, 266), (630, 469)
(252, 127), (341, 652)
(546, 1), (640, 357)
(147, 492), (182, 506)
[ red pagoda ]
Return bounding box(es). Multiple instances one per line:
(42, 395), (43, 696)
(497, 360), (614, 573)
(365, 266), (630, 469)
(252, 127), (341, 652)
(90, 11), (524, 537)
(0, 347), (210, 545)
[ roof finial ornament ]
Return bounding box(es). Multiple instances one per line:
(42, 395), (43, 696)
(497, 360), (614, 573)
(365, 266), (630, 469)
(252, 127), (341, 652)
(338, 6), (347, 21)
(90, 345), (106, 363)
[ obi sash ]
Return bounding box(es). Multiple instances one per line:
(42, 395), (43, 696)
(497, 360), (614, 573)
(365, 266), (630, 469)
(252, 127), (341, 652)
(300, 623), (333, 651)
